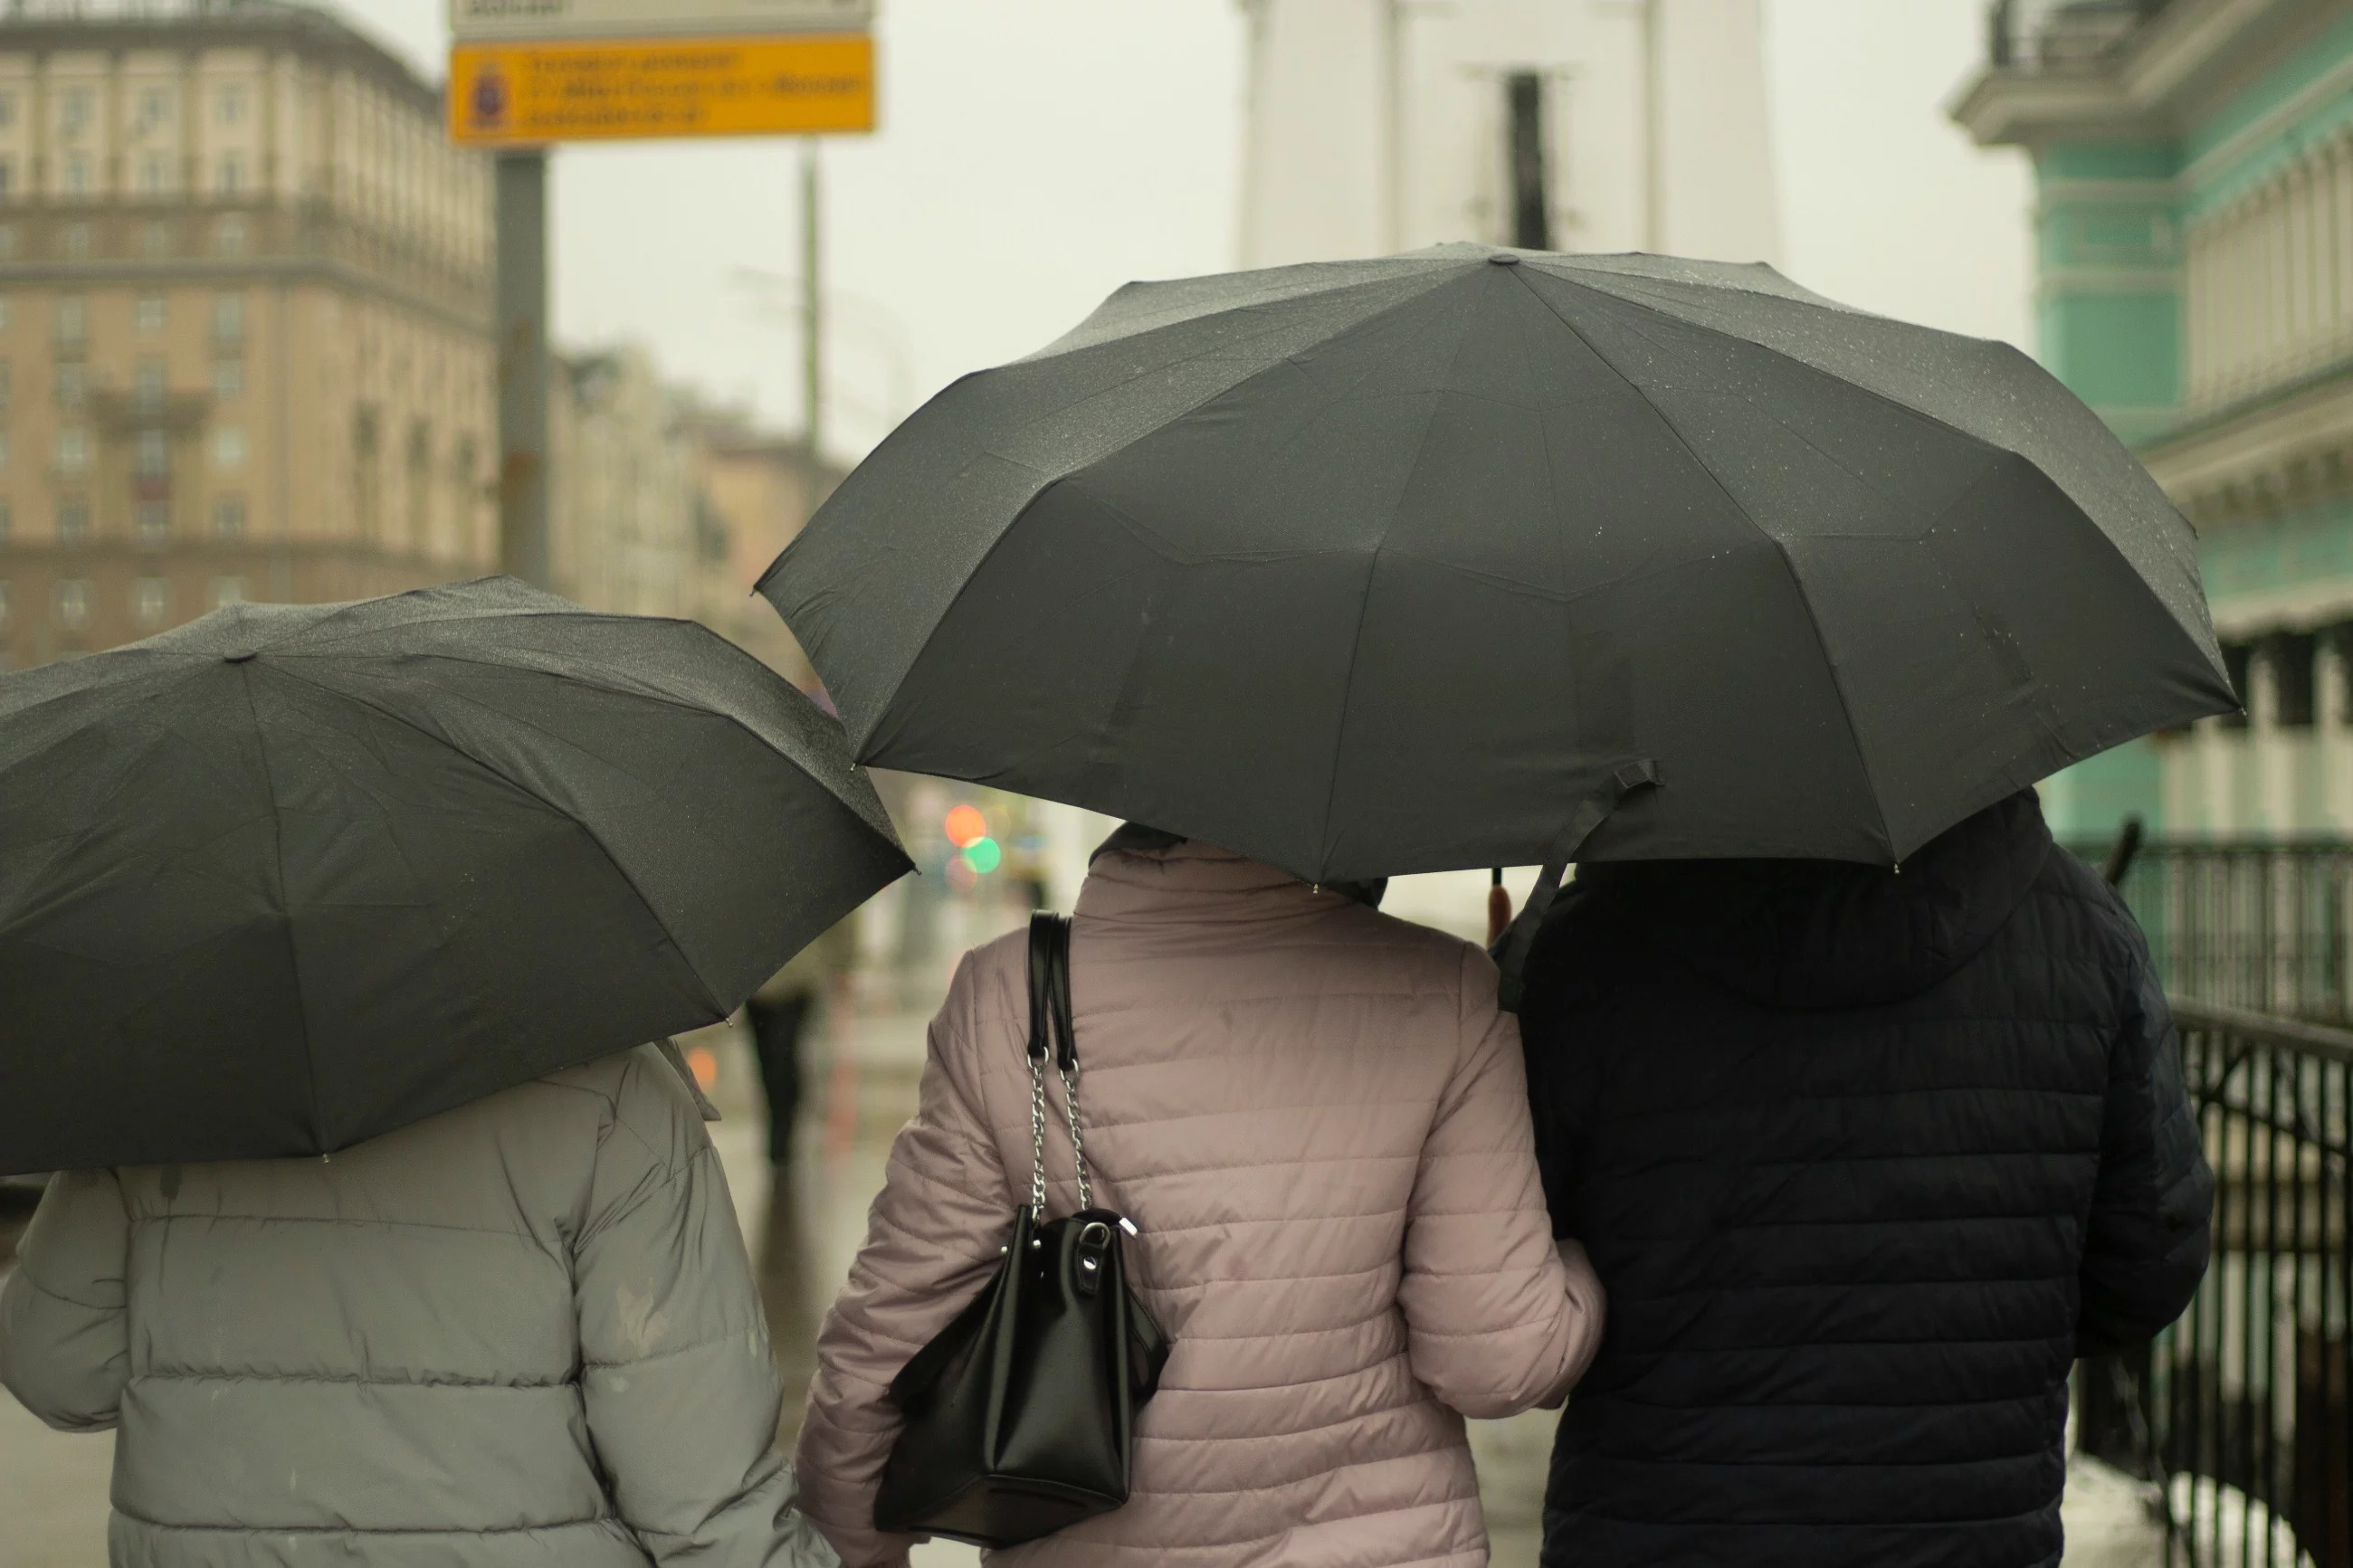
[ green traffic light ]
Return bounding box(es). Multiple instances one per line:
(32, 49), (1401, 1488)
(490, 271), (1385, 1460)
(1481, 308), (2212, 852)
(964, 836), (1003, 874)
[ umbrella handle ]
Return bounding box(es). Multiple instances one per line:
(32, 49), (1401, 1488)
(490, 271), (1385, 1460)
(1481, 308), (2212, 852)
(1493, 759), (1659, 1013)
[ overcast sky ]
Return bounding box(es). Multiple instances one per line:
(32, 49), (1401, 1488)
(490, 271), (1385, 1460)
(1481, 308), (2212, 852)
(338, 0), (2034, 461)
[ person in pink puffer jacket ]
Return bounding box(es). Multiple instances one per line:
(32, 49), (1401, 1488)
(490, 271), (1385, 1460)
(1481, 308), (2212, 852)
(796, 828), (1605, 1568)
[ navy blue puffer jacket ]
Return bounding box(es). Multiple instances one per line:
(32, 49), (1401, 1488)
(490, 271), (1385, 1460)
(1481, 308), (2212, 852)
(1518, 792), (2211, 1568)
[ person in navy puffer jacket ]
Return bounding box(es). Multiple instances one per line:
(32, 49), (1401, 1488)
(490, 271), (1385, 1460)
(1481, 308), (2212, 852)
(1514, 790), (2212, 1568)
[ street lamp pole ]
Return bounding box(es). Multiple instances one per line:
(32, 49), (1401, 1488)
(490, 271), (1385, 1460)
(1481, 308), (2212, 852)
(495, 148), (550, 588)
(802, 138), (824, 466)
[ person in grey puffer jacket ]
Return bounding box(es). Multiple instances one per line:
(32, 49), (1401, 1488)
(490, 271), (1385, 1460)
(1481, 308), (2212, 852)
(0, 1041), (836, 1568)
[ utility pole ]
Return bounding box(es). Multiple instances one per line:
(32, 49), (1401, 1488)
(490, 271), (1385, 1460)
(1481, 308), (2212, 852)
(1642, 0), (1665, 252)
(496, 149), (550, 588)
(1381, 0), (1405, 253)
(801, 138), (824, 466)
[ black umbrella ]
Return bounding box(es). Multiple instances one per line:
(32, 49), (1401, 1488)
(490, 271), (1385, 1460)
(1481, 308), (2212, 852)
(761, 246), (2236, 885)
(0, 577), (910, 1174)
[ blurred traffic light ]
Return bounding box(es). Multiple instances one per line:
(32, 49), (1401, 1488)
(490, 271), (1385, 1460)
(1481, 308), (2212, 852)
(944, 803), (988, 849)
(964, 836), (1003, 875)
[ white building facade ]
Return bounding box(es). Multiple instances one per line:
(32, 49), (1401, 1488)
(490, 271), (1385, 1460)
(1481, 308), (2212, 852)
(1238, 0), (1781, 268)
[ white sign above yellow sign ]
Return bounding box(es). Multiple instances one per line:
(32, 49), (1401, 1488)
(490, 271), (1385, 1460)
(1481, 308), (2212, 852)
(449, 0), (872, 42)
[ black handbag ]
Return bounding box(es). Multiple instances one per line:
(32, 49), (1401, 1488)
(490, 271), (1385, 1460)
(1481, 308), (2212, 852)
(872, 912), (1172, 1547)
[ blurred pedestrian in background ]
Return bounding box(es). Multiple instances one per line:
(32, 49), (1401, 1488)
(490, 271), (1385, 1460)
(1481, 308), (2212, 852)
(0, 1043), (837, 1568)
(748, 914), (860, 1168)
(795, 826), (1606, 1567)
(1512, 791), (2213, 1568)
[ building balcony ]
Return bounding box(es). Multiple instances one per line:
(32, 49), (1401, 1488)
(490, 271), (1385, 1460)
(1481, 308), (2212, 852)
(1986, 0), (2177, 71)
(1952, 0), (2328, 149)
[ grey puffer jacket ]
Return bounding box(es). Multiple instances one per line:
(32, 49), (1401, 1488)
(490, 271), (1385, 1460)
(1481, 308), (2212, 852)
(0, 1042), (836, 1568)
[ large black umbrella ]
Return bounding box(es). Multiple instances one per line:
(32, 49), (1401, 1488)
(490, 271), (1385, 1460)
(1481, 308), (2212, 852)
(0, 577), (910, 1174)
(760, 245), (2235, 885)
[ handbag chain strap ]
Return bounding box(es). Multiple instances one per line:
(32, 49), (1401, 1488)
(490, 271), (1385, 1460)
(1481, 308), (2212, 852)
(1026, 912), (1094, 1217)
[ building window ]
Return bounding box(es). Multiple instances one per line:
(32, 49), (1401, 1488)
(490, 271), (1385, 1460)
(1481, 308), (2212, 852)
(213, 425), (245, 470)
(137, 294), (167, 334)
(62, 223), (89, 259)
(137, 501), (170, 544)
(0, 360), (11, 409)
(216, 87), (246, 127)
(212, 575), (246, 609)
(0, 499), (11, 543)
(135, 357), (166, 411)
(0, 299), (10, 332)
(212, 358), (243, 398)
(53, 362), (85, 408)
(132, 576), (167, 628)
(213, 293), (245, 342)
(138, 155), (170, 195)
(56, 499), (88, 544)
(62, 155), (91, 198)
(56, 576), (90, 631)
(136, 89), (170, 132)
(0, 160), (14, 201)
(60, 89), (91, 137)
(216, 155), (243, 195)
(1504, 72), (1553, 251)
(0, 226), (19, 260)
(0, 581), (10, 632)
(214, 494), (247, 538)
(214, 216), (246, 257)
(141, 223), (171, 259)
(0, 432), (11, 473)
(2270, 632), (2318, 727)
(55, 297), (85, 345)
(0, 93), (15, 129)
(136, 429), (169, 478)
(55, 428), (89, 473)
(2221, 641), (2253, 729)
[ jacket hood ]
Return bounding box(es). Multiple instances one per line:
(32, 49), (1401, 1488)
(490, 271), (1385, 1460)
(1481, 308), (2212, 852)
(1574, 792), (2053, 1009)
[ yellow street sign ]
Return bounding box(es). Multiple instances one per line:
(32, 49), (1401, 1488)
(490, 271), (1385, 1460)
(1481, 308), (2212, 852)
(449, 33), (874, 146)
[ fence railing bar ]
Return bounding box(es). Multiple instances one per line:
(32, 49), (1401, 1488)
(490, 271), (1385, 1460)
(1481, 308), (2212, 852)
(2173, 997), (2353, 1067)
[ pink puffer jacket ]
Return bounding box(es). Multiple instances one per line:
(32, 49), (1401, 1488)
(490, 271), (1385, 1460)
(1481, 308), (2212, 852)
(796, 839), (1604, 1567)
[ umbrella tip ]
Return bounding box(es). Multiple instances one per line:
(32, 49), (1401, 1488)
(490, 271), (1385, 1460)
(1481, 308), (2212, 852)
(1489, 253), (1521, 266)
(223, 651), (258, 664)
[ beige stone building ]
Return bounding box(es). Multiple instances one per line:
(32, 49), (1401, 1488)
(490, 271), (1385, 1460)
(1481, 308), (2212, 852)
(0, 0), (494, 669)
(681, 400), (840, 687)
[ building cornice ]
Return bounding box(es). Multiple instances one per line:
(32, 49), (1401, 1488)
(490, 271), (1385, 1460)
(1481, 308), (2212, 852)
(0, 6), (443, 115)
(2142, 360), (2353, 509)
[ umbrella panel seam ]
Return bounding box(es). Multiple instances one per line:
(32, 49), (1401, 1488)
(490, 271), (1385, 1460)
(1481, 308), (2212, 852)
(1506, 267), (1898, 860)
(251, 657), (732, 1021)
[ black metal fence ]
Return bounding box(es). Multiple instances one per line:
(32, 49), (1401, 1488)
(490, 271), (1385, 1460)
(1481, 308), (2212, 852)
(2070, 842), (2353, 1024)
(2080, 997), (2353, 1566)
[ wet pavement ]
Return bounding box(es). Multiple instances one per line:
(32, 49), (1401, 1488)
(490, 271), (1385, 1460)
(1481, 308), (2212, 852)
(0, 965), (2158, 1567)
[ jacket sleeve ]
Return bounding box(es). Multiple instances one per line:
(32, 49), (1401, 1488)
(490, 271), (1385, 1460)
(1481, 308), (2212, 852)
(574, 1046), (837, 1568)
(1396, 946), (1606, 1419)
(0, 1169), (130, 1433)
(2078, 934), (2215, 1356)
(795, 952), (1015, 1568)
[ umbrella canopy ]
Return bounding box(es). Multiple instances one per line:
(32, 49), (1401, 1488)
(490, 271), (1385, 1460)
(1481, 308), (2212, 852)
(0, 577), (910, 1174)
(760, 245), (2235, 884)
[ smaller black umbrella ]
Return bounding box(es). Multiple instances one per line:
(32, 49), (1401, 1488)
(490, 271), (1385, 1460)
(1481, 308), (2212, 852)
(0, 577), (910, 1174)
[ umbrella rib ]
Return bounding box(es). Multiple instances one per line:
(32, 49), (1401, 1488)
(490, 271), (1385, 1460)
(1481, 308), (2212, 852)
(233, 661), (327, 1146)
(1540, 271), (2046, 480)
(1506, 270), (1899, 860)
(1311, 328), (1474, 878)
(852, 272), (1487, 764)
(253, 658), (731, 1017)
(269, 644), (898, 847)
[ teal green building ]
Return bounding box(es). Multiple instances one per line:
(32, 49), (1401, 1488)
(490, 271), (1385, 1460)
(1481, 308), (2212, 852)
(1957, 0), (2353, 840)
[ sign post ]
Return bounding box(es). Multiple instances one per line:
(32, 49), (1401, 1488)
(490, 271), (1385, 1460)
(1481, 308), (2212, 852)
(449, 0), (875, 585)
